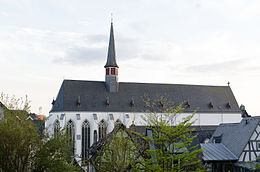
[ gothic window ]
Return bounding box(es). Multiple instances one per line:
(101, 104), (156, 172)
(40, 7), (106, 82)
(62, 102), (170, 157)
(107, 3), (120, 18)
(82, 120), (90, 162)
(66, 120), (75, 153)
(54, 120), (60, 138)
(93, 130), (97, 144)
(98, 120), (107, 140)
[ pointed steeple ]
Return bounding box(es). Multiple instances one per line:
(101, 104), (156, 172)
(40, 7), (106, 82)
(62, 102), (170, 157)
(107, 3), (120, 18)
(104, 22), (119, 93)
(104, 22), (118, 68)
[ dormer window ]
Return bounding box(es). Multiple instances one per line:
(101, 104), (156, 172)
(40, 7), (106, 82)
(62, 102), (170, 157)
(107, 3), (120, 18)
(106, 97), (110, 107)
(226, 102), (231, 109)
(185, 101), (191, 108)
(209, 102), (214, 109)
(77, 96), (81, 107)
(131, 98), (135, 107)
(159, 101), (164, 108)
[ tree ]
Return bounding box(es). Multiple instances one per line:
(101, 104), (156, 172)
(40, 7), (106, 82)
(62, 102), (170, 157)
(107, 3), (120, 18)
(90, 96), (204, 171)
(0, 93), (83, 171)
(137, 96), (204, 171)
(89, 123), (145, 172)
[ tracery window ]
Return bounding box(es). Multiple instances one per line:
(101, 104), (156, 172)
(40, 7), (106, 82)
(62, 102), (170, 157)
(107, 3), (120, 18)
(93, 130), (97, 144)
(98, 120), (107, 140)
(54, 120), (60, 138)
(66, 120), (75, 153)
(82, 120), (90, 163)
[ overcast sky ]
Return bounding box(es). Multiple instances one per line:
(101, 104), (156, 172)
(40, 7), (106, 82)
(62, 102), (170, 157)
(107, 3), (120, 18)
(0, 0), (260, 116)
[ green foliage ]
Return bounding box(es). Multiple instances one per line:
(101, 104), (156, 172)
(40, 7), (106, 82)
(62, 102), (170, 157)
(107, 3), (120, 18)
(0, 94), (82, 172)
(91, 96), (204, 171)
(0, 92), (31, 112)
(136, 96), (204, 172)
(92, 129), (140, 172)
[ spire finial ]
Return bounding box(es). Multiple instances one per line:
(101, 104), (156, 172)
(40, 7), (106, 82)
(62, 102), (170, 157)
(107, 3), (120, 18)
(111, 13), (113, 23)
(227, 81), (230, 86)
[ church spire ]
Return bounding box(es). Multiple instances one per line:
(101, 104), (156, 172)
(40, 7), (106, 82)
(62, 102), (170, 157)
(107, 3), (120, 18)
(105, 22), (119, 93)
(104, 22), (118, 68)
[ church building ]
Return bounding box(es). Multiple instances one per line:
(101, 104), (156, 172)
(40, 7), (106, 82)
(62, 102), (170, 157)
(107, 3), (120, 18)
(45, 22), (242, 164)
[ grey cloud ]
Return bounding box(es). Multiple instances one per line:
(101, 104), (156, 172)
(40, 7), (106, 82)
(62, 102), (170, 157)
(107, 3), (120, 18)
(54, 46), (106, 65)
(55, 33), (174, 66)
(186, 58), (248, 73)
(86, 34), (107, 43)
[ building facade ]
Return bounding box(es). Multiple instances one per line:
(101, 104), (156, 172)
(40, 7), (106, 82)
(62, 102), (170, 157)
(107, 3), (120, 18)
(45, 22), (242, 165)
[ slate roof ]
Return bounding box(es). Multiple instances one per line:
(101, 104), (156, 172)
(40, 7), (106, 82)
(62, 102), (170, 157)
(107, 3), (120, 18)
(51, 80), (240, 113)
(201, 143), (238, 161)
(104, 22), (118, 68)
(210, 117), (260, 158)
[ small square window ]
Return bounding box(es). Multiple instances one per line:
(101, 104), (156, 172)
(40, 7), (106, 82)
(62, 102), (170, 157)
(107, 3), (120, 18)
(60, 114), (65, 120)
(77, 135), (81, 140)
(76, 114), (80, 120)
(109, 114), (114, 120)
(93, 114), (98, 120)
(125, 114), (129, 118)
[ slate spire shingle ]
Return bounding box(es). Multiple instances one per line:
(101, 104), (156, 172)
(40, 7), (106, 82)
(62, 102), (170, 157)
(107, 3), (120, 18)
(104, 22), (118, 68)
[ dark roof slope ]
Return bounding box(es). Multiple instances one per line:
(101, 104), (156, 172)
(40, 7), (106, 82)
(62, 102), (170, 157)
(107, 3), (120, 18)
(104, 22), (118, 68)
(210, 117), (260, 157)
(50, 80), (240, 113)
(201, 143), (238, 161)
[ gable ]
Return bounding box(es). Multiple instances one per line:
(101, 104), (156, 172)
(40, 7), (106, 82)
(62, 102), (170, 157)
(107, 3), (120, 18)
(211, 118), (260, 158)
(239, 122), (260, 162)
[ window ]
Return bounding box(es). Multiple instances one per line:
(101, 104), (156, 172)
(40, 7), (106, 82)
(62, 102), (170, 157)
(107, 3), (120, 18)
(111, 68), (115, 75)
(98, 120), (107, 140)
(82, 120), (90, 163)
(109, 114), (114, 120)
(115, 68), (118, 75)
(125, 114), (129, 118)
(76, 114), (81, 120)
(54, 120), (60, 138)
(93, 114), (98, 120)
(60, 114), (65, 120)
(66, 120), (75, 153)
(94, 130), (97, 144)
(106, 68), (109, 75)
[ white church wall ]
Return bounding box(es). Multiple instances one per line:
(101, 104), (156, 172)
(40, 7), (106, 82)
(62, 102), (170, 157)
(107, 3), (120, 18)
(46, 111), (241, 138)
(46, 111), (241, 165)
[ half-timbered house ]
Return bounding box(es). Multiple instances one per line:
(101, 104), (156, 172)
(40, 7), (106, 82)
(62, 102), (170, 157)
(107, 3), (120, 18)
(201, 117), (260, 171)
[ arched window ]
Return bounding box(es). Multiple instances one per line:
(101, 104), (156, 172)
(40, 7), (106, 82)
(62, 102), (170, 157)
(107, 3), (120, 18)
(66, 120), (75, 153)
(54, 120), (60, 138)
(82, 120), (90, 162)
(93, 130), (97, 144)
(98, 120), (107, 140)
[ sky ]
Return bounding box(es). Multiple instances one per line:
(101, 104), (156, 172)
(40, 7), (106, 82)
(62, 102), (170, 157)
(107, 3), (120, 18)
(0, 0), (260, 116)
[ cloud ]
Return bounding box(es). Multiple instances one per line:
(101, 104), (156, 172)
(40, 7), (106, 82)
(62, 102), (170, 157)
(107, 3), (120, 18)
(54, 46), (106, 65)
(186, 57), (256, 74)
